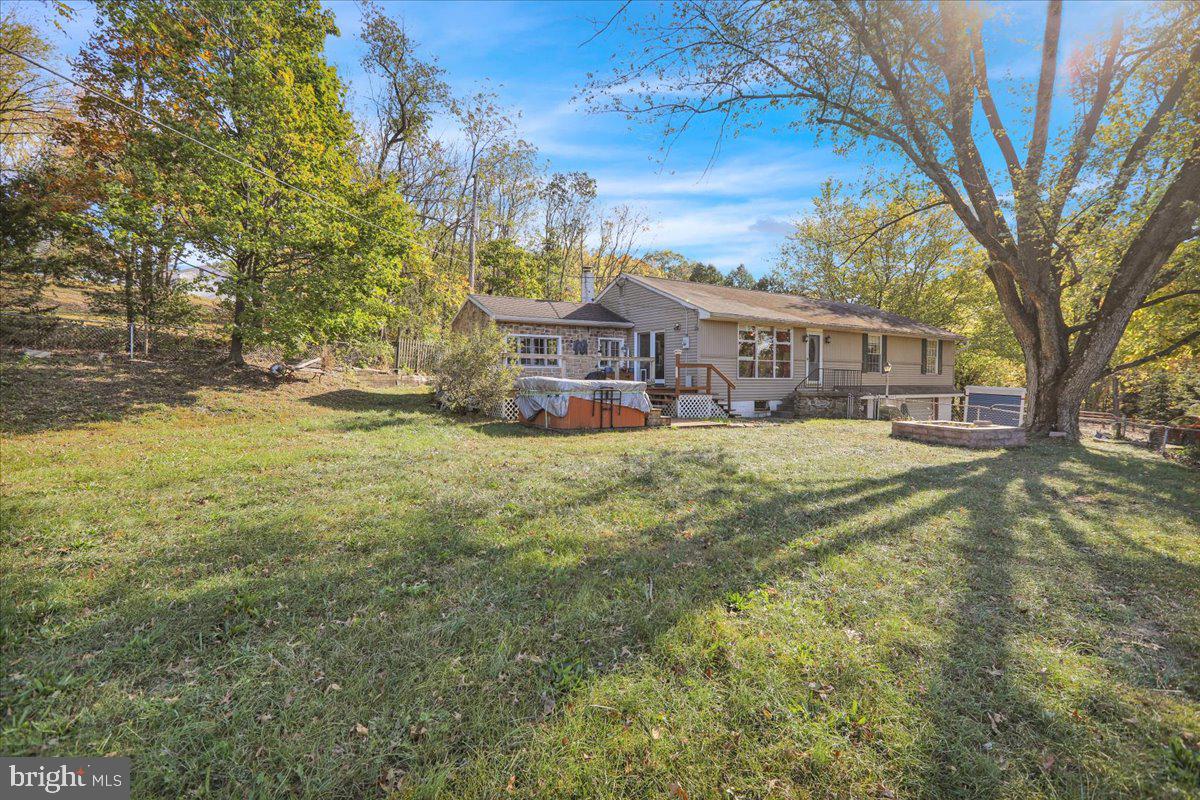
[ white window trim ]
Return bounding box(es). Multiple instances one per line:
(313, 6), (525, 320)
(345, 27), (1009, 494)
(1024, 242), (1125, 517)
(636, 330), (667, 383)
(925, 338), (939, 374)
(597, 336), (626, 370)
(865, 333), (882, 373)
(805, 328), (823, 384)
(597, 336), (625, 355)
(736, 324), (793, 379)
(506, 334), (562, 367)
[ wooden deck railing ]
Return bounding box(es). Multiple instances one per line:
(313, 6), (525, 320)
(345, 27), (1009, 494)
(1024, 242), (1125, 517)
(674, 351), (736, 410)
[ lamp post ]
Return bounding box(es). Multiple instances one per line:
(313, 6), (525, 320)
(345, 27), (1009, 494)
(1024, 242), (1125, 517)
(883, 361), (892, 398)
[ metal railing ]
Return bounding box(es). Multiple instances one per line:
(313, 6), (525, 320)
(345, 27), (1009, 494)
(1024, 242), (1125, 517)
(797, 367), (863, 391)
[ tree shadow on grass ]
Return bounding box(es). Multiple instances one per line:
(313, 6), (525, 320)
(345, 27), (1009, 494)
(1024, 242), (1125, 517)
(1, 353), (291, 435)
(5, 436), (1198, 797)
(302, 390), (437, 431)
(913, 444), (1200, 799)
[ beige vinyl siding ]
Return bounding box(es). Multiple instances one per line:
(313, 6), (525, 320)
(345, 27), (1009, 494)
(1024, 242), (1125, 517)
(598, 278), (699, 383)
(842, 330), (956, 389)
(698, 320), (798, 403)
(697, 323), (957, 404)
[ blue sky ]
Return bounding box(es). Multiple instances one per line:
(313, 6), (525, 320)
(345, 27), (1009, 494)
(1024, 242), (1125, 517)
(26, 0), (1137, 275)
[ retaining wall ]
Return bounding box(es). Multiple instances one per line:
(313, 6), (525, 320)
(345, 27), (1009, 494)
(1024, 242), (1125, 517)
(891, 420), (1027, 448)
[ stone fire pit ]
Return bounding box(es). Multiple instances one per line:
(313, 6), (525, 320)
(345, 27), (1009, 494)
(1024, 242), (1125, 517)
(891, 419), (1027, 448)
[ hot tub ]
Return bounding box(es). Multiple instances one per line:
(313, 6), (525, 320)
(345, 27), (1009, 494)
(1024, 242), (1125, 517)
(891, 419), (1027, 448)
(515, 377), (652, 431)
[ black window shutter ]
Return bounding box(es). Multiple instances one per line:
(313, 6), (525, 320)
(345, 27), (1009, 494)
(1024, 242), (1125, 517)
(862, 333), (869, 372)
(920, 339), (927, 374)
(937, 340), (944, 375)
(881, 335), (888, 370)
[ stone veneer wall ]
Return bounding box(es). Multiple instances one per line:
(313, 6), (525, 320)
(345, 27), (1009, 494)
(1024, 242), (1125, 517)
(497, 322), (631, 380)
(790, 394), (851, 419)
(891, 420), (1027, 448)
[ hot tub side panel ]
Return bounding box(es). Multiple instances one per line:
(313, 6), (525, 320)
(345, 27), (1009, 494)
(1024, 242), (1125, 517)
(519, 395), (647, 430)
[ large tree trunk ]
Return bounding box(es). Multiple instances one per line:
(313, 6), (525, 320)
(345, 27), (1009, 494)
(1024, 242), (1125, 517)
(1025, 359), (1086, 437)
(229, 293), (246, 366)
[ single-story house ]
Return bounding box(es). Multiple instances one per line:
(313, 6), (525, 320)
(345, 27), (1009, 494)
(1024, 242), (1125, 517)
(450, 270), (964, 419)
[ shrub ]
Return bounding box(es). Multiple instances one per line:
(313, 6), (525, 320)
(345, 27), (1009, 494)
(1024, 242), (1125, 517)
(1179, 443), (1200, 468)
(1136, 371), (1176, 421)
(431, 325), (520, 414)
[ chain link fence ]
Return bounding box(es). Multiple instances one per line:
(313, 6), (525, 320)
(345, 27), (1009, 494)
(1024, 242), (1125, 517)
(1, 312), (224, 359)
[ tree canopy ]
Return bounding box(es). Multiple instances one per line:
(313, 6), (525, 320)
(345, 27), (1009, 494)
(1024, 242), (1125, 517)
(591, 0), (1200, 434)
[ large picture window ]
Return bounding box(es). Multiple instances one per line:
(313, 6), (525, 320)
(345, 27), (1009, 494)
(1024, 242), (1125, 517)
(737, 325), (791, 378)
(865, 334), (882, 373)
(507, 334), (560, 367)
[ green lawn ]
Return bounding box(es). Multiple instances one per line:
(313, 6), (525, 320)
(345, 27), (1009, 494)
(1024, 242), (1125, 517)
(3, 357), (1199, 799)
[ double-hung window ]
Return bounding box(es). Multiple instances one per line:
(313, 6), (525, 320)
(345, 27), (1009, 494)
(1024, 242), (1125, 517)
(597, 337), (625, 370)
(924, 338), (939, 374)
(737, 325), (792, 378)
(507, 334), (560, 367)
(865, 334), (882, 373)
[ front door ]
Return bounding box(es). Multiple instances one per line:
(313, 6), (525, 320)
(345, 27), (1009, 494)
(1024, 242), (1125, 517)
(806, 332), (821, 383)
(637, 331), (667, 383)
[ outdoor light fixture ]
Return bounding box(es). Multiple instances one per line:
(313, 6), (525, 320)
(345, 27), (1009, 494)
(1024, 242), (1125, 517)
(824, 335), (831, 344)
(883, 361), (893, 397)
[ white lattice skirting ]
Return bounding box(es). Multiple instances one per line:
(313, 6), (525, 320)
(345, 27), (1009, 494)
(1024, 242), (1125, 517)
(671, 394), (727, 419)
(495, 397), (521, 421)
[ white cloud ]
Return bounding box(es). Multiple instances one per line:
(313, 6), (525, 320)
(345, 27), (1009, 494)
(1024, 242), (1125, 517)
(626, 195), (812, 272)
(592, 148), (853, 198)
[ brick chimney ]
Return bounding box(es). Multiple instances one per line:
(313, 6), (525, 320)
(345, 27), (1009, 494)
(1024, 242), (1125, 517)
(581, 267), (596, 303)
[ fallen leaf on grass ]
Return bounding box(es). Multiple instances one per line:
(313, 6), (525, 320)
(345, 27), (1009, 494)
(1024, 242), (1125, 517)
(669, 781), (689, 800)
(354, 722), (369, 736)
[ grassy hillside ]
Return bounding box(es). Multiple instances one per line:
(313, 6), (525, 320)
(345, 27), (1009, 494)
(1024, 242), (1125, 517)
(0, 276), (225, 326)
(2, 356), (1198, 798)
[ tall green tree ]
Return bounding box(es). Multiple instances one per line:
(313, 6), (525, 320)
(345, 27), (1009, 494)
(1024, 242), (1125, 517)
(477, 238), (543, 298)
(726, 264), (756, 289)
(773, 181), (974, 329)
(592, 1), (1200, 435)
(115, 0), (416, 362)
(65, 1), (200, 348)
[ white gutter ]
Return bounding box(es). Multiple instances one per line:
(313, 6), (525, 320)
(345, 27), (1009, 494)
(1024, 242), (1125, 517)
(491, 315), (634, 328)
(860, 392), (964, 400)
(703, 314), (965, 341)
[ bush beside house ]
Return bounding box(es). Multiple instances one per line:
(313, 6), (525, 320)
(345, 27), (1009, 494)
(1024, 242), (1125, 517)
(432, 325), (519, 414)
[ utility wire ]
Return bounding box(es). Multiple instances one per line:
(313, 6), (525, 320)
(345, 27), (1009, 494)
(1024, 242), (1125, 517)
(1, 44), (472, 270)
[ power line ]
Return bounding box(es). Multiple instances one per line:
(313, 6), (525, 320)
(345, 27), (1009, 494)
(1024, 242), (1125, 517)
(0, 44), (473, 270)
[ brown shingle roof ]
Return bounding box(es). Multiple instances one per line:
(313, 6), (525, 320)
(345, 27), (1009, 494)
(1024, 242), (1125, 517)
(620, 275), (965, 340)
(467, 294), (633, 327)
